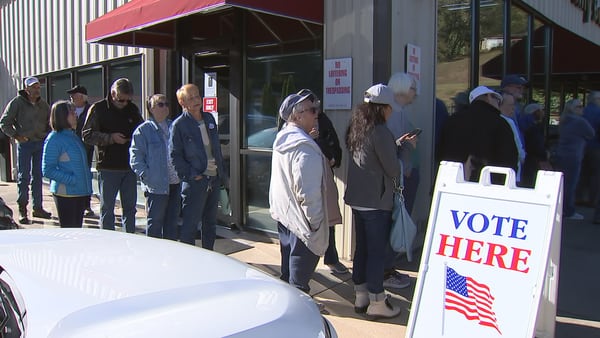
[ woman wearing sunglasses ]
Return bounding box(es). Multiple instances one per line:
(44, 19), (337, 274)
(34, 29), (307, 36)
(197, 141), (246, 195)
(129, 94), (181, 240)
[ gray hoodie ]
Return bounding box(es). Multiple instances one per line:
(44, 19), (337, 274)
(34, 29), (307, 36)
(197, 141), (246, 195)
(269, 124), (329, 256)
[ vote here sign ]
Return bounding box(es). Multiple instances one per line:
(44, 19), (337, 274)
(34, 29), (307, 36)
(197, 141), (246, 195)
(407, 162), (562, 338)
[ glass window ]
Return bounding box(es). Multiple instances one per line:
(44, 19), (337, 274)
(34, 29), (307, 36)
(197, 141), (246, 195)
(77, 66), (104, 104)
(245, 52), (322, 147)
(244, 152), (275, 232)
(478, 1), (504, 89)
(49, 73), (71, 104)
(109, 58), (142, 111)
(508, 5), (529, 75)
(436, 0), (472, 114)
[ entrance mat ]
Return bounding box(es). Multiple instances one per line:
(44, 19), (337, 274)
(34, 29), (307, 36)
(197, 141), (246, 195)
(212, 237), (254, 256)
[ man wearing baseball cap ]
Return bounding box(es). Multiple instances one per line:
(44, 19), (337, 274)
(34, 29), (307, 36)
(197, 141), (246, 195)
(270, 91), (329, 310)
(439, 85), (518, 182)
(67, 84), (95, 216)
(501, 74), (535, 134)
(0, 76), (52, 223)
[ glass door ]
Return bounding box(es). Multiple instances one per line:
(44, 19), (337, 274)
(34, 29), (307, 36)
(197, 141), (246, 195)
(191, 50), (233, 225)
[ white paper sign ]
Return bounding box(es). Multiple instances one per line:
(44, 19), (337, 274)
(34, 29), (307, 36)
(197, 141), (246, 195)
(406, 44), (421, 93)
(323, 57), (352, 110)
(204, 72), (217, 97)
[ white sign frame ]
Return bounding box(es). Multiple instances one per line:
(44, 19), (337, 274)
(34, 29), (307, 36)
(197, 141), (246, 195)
(406, 162), (562, 338)
(323, 57), (352, 110)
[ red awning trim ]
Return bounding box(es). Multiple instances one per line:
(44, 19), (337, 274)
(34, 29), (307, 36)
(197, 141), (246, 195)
(86, 0), (322, 44)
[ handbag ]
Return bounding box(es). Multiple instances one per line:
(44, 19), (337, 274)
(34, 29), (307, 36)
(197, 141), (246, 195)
(390, 165), (418, 262)
(218, 187), (231, 216)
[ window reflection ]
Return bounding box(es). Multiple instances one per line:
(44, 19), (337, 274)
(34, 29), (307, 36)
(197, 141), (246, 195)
(244, 153), (275, 233)
(478, 1), (503, 89)
(436, 0), (471, 113)
(245, 52), (322, 148)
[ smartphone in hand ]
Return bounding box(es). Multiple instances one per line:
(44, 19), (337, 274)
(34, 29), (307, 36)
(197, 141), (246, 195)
(407, 128), (422, 137)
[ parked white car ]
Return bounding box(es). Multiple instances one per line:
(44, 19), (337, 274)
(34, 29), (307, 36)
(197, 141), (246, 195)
(0, 229), (337, 337)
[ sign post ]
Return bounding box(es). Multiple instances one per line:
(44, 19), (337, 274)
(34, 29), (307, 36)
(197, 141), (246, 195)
(406, 162), (562, 338)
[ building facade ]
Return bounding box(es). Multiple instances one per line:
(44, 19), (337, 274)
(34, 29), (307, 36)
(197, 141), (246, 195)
(2, 0), (599, 260)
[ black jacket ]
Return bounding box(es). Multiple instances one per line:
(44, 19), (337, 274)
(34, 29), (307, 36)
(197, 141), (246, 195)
(82, 97), (143, 170)
(439, 100), (518, 182)
(315, 113), (342, 168)
(75, 103), (94, 166)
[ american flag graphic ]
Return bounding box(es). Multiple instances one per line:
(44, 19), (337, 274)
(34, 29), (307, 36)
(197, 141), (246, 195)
(445, 266), (501, 334)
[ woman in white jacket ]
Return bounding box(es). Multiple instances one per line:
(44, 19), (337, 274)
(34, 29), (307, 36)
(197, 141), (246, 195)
(269, 92), (329, 299)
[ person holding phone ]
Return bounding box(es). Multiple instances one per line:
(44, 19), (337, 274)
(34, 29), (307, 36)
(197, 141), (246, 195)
(382, 72), (420, 290)
(82, 78), (143, 233)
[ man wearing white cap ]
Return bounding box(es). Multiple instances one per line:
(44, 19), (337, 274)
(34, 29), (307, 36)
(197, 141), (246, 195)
(439, 85), (518, 182)
(0, 76), (52, 223)
(269, 91), (329, 306)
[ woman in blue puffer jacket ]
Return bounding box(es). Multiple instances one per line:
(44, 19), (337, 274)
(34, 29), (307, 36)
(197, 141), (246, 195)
(42, 100), (93, 227)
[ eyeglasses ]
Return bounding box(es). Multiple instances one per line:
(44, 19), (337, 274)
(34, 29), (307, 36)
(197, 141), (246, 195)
(115, 98), (131, 103)
(299, 107), (318, 115)
(489, 94), (502, 105)
(156, 102), (169, 108)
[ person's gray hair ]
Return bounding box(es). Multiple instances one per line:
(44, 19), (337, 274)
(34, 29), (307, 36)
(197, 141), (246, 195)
(110, 78), (134, 95)
(388, 72), (417, 95)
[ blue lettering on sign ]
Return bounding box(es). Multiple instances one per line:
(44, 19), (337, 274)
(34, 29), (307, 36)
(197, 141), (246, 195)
(450, 210), (527, 240)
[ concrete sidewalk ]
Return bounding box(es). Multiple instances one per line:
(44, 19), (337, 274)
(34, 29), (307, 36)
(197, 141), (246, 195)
(1, 181), (599, 337)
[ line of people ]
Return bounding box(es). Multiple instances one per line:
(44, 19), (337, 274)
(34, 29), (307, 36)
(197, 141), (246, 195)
(0, 78), (228, 250)
(270, 73), (421, 320)
(438, 75), (600, 222)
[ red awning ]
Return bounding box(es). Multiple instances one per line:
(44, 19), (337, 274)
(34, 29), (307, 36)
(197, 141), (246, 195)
(86, 0), (322, 49)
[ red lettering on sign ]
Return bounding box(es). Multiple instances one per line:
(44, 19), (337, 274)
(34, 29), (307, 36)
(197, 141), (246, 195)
(436, 233), (531, 273)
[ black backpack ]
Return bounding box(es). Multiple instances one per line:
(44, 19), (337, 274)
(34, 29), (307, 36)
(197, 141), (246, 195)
(0, 197), (19, 230)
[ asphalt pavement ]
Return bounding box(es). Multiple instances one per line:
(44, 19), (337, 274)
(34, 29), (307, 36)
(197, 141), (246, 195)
(0, 181), (599, 337)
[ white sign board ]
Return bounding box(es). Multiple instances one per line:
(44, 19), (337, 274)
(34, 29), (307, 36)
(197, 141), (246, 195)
(204, 72), (217, 97)
(323, 57), (352, 110)
(406, 44), (421, 93)
(407, 162), (562, 338)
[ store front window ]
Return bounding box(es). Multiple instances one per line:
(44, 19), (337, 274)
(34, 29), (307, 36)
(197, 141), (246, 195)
(109, 58), (143, 112)
(436, 0), (472, 113)
(244, 52), (322, 231)
(77, 66), (104, 104)
(49, 73), (72, 104)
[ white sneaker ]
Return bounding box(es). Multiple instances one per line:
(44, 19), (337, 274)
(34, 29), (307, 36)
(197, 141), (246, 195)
(565, 212), (584, 220)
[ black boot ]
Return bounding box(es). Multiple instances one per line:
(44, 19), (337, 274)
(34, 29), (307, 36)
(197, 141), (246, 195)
(18, 206), (29, 224)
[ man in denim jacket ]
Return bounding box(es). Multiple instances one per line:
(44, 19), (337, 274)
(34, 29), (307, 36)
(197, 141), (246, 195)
(170, 84), (227, 249)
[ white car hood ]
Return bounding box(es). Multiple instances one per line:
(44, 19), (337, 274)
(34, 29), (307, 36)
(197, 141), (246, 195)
(0, 229), (330, 337)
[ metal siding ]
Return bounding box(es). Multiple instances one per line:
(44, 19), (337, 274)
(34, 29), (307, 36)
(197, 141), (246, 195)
(1, 0), (149, 114)
(522, 0), (600, 45)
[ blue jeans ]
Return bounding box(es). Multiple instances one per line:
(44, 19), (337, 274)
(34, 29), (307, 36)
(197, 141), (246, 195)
(180, 176), (219, 249)
(352, 209), (392, 294)
(16, 140), (44, 209)
(98, 169), (138, 233)
(558, 155), (581, 217)
(145, 183), (181, 240)
(278, 222), (320, 293)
